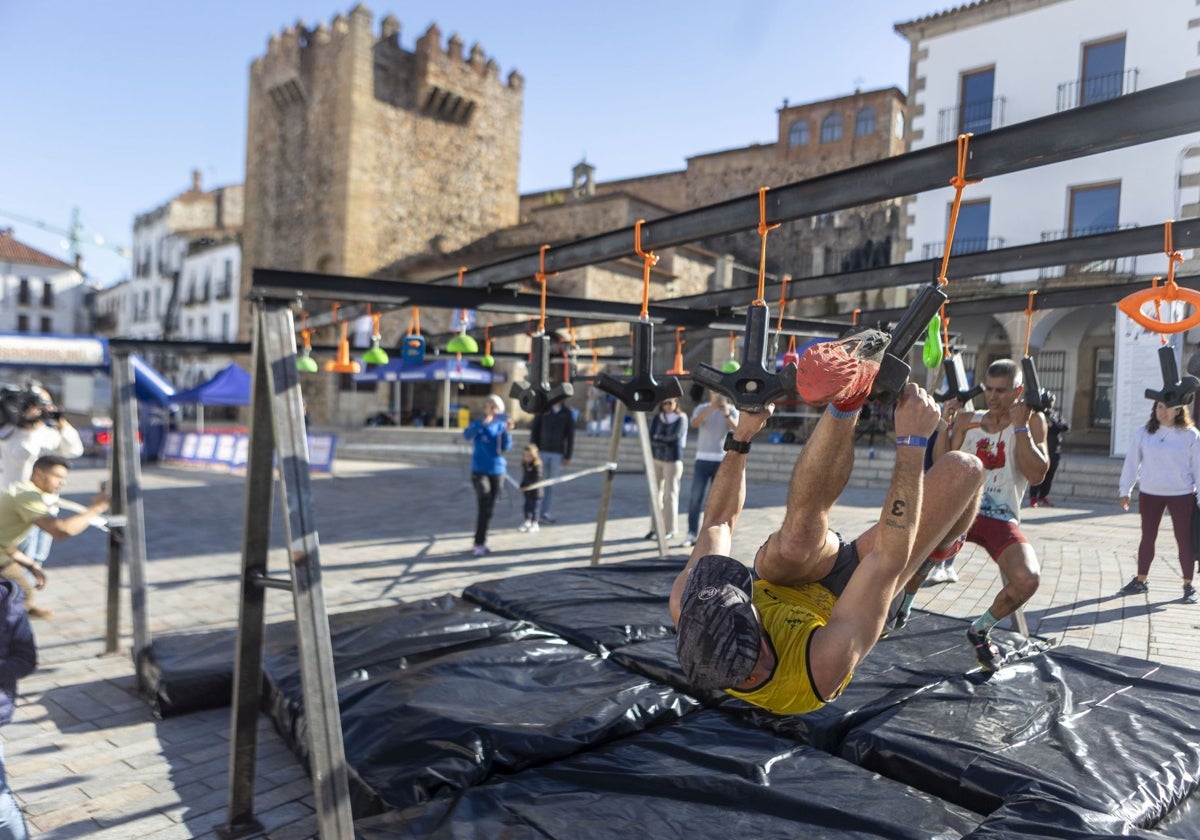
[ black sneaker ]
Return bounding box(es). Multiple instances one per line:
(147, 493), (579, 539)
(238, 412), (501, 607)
(540, 513), (556, 524)
(894, 609), (910, 630)
(967, 627), (1001, 672)
(1119, 577), (1149, 596)
(1184, 584), (1198, 604)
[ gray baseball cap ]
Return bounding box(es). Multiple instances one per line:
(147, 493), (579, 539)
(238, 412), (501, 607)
(675, 555), (761, 690)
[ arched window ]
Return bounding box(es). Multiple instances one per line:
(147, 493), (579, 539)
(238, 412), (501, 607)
(855, 107), (876, 137)
(787, 119), (809, 147)
(820, 113), (843, 143)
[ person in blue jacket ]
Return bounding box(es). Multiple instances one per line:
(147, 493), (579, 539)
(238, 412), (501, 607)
(0, 578), (36, 839)
(463, 394), (514, 556)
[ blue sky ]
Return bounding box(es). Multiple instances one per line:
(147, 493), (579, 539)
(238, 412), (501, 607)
(0, 1), (944, 286)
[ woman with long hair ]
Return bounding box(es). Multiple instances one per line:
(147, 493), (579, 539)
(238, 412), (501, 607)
(1118, 401), (1200, 602)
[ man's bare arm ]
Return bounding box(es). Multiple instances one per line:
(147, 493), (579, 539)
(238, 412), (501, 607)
(34, 491), (109, 541)
(669, 405), (773, 621)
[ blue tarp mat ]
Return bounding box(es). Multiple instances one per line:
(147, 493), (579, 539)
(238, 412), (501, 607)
(963, 796), (1164, 838)
(840, 645), (1200, 825)
(171, 362), (250, 405)
(461, 557), (685, 653)
(354, 709), (981, 839)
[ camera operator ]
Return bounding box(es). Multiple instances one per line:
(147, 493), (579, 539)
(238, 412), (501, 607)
(1, 386), (84, 570)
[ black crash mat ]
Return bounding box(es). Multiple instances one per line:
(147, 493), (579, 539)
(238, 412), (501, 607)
(840, 645), (1200, 825)
(1156, 792), (1200, 839)
(135, 625), (241, 718)
(610, 611), (1047, 753)
(266, 634), (699, 816)
(461, 557), (685, 652)
(963, 796), (1164, 838)
(353, 709), (981, 839)
(138, 594), (539, 718)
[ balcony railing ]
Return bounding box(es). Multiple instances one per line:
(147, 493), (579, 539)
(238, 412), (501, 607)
(921, 237), (1006, 261)
(1056, 68), (1139, 111)
(1037, 223), (1138, 277)
(937, 97), (1006, 143)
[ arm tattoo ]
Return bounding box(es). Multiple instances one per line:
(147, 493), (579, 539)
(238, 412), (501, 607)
(885, 498), (908, 529)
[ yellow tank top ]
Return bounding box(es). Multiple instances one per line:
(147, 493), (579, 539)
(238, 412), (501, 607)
(725, 578), (852, 715)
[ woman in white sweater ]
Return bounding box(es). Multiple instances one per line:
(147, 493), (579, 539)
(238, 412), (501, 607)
(1118, 401), (1200, 602)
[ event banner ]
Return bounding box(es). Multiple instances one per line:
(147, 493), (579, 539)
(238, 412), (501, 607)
(162, 431), (337, 473)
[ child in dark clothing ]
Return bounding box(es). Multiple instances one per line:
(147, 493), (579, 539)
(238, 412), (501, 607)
(519, 444), (543, 533)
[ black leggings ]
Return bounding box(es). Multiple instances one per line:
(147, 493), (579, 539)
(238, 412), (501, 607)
(472, 473), (503, 546)
(1029, 453), (1060, 500)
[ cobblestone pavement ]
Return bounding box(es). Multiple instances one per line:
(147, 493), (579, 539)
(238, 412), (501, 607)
(5, 450), (1191, 837)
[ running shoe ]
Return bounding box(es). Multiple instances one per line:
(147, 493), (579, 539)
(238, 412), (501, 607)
(1119, 577), (1149, 596)
(894, 609), (911, 630)
(1184, 584), (1198, 604)
(967, 627), (1001, 672)
(795, 328), (890, 409)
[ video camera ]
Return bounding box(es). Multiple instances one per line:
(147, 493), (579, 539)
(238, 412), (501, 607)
(0, 384), (59, 430)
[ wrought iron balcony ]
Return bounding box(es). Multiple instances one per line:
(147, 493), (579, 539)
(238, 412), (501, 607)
(921, 237), (1006, 261)
(1037, 224), (1138, 277)
(937, 97), (1006, 143)
(1056, 68), (1139, 112)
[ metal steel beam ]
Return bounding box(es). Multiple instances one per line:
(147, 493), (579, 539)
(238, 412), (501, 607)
(672, 219), (1200, 307)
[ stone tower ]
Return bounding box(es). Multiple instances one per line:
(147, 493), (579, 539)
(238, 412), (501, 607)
(241, 5), (524, 337)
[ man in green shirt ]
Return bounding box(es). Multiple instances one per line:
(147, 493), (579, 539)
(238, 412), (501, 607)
(0, 455), (109, 618)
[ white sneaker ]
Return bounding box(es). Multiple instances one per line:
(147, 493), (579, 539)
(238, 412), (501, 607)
(472, 544), (489, 557)
(519, 522), (531, 533)
(684, 533), (697, 547)
(528, 522), (539, 533)
(927, 564), (948, 584)
(943, 564), (959, 583)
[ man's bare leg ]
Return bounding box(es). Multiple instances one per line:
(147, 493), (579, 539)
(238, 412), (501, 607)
(755, 406), (859, 585)
(853, 450), (984, 598)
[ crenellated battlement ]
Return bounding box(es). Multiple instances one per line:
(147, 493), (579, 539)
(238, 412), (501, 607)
(255, 6), (522, 96)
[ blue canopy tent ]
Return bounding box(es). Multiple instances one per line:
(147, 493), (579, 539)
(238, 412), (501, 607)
(171, 363), (251, 431)
(354, 358), (505, 428)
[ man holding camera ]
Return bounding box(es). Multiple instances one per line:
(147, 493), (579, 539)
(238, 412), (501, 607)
(1, 386), (84, 571)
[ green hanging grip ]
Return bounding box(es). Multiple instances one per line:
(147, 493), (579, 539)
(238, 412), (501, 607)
(922, 315), (943, 369)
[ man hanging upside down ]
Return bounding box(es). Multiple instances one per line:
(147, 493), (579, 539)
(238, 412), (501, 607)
(670, 331), (984, 714)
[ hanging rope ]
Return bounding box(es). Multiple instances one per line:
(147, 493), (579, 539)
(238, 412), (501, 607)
(754, 186), (780, 306)
(535, 245), (557, 334)
(407, 307), (421, 336)
(936, 134), (983, 287)
(633, 219), (658, 320)
(775, 274), (796, 355)
(1022, 291), (1037, 358)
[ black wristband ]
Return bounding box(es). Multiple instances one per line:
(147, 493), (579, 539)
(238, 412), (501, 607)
(723, 432), (752, 454)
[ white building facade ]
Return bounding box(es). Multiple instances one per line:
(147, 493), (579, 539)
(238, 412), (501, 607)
(0, 229), (87, 336)
(897, 0), (1200, 449)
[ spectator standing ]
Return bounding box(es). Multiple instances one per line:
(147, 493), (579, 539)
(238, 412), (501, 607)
(519, 443), (543, 533)
(529, 403), (574, 524)
(0, 386), (83, 570)
(463, 395), (513, 557)
(647, 397), (688, 541)
(1117, 401), (1200, 603)
(685, 391), (738, 546)
(0, 575), (35, 839)
(1029, 394), (1068, 507)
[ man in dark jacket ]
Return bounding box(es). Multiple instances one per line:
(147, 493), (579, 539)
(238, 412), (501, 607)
(529, 404), (574, 524)
(0, 578), (36, 838)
